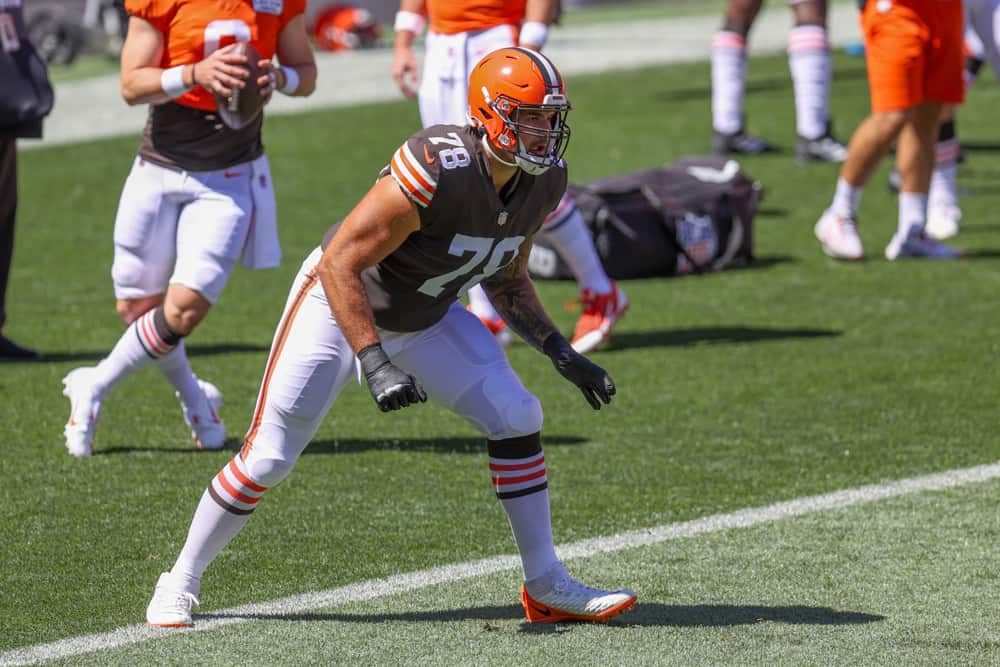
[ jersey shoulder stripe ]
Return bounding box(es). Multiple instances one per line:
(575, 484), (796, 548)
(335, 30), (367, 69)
(391, 142), (438, 207)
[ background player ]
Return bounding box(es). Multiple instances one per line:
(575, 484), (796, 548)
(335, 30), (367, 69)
(711, 0), (848, 162)
(146, 47), (636, 627)
(61, 0), (317, 457)
(391, 0), (628, 354)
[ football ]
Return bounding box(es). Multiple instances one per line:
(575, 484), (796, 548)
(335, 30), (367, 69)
(213, 41), (266, 130)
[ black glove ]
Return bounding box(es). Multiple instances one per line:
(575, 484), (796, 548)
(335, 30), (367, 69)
(542, 334), (616, 410)
(358, 344), (428, 412)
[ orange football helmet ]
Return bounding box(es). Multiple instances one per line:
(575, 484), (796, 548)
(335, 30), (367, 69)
(468, 47), (571, 175)
(312, 5), (380, 52)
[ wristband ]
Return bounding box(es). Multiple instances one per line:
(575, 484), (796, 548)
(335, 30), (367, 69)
(394, 10), (426, 35)
(357, 343), (390, 377)
(279, 65), (299, 95)
(519, 21), (548, 49)
(160, 65), (192, 99)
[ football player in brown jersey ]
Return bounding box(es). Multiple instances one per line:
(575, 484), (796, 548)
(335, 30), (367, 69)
(147, 47), (636, 628)
(61, 0), (317, 457)
(392, 0), (629, 355)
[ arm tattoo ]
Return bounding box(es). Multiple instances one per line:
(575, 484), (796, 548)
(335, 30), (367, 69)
(481, 253), (559, 352)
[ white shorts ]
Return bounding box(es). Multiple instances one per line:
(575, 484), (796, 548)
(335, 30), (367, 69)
(111, 156), (267, 303)
(240, 247), (543, 468)
(418, 24), (518, 127)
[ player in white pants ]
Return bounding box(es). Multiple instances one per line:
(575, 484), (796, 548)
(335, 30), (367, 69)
(146, 47), (636, 627)
(711, 0), (848, 162)
(391, 0), (628, 354)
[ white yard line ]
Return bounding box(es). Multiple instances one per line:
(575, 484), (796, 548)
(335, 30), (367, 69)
(3, 459), (998, 666)
(28, 3), (861, 149)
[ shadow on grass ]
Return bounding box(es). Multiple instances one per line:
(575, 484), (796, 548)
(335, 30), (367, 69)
(304, 434), (587, 455)
(605, 326), (840, 352)
(961, 248), (1000, 260)
(32, 342), (270, 365)
(204, 602), (883, 629)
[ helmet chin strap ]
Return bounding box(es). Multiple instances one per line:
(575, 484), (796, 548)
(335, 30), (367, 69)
(481, 135), (517, 168)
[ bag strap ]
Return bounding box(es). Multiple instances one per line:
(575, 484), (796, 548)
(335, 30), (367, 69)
(639, 184), (706, 274)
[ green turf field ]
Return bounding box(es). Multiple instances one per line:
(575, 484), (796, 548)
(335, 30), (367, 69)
(2, 50), (999, 664)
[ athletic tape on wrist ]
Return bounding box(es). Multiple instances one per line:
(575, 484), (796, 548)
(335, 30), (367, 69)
(394, 10), (426, 34)
(279, 65), (299, 95)
(519, 21), (548, 49)
(161, 65), (192, 99)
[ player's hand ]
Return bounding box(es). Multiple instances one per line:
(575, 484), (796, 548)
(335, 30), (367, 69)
(542, 335), (616, 410)
(194, 43), (250, 97)
(257, 59), (278, 106)
(392, 45), (419, 99)
(358, 343), (428, 412)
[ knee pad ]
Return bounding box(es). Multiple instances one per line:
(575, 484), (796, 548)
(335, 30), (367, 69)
(244, 455), (296, 488)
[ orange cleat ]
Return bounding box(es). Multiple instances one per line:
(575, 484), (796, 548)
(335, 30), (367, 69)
(569, 282), (629, 354)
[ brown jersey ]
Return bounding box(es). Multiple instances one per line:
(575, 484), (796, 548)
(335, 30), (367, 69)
(362, 125), (566, 333)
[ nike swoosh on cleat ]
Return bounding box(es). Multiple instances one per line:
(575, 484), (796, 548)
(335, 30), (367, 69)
(530, 603), (552, 616)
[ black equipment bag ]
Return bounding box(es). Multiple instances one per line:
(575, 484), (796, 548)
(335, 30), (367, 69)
(0, 0), (54, 136)
(528, 156), (762, 280)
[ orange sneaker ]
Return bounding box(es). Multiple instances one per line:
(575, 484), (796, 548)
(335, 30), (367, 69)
(521, 562), (637, 624)
(569, 282), (629, 354)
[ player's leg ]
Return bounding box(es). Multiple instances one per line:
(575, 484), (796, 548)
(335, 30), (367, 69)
(886, 0), (964, 259)
(926, 105), (962, 239)
(712, 0), (774, 155)
(62, 158), (180, 456)
(815, 1), (922, 260)
(147, 249), (357, 627)
(788, 0), (848, 162)
(540, 194), (628, 354)
(388, 302), (636, 623)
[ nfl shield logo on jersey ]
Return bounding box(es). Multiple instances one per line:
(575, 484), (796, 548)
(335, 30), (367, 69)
(497, 210), (509, 227)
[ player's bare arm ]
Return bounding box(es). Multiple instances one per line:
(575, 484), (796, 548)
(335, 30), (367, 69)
(480, 239), (560, 353)
(318, 176), (420, 353)
(120, 18), (250, 105)
(392, 0), (426, 97)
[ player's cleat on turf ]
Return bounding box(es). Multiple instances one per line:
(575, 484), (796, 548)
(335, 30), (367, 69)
(178, 379), (226, 450)
(62, 367), (102, 457)
(467, 305), (513, 348)
(147, 572), (198, 628)
(925, 204), (962, 240)
(885, 228), (962, 260)
(711, 128), (775, 156)
(796, 124), (848, 163)
(814, 209), (864, 261)
(570, 282), (629, 354)
(521, 562), (637, 624)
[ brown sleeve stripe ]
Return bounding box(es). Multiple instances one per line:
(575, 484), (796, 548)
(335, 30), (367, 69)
(241, 268), (320, 460)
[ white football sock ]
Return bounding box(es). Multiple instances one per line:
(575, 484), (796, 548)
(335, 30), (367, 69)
(831, 178), (863, 219)
(501, 489), (559, 582)
(467, 284), (501, 322)
(898, 191), (928, 236)
(155, 341), (202, 407)
(92, 309), (176, 399)
(928, 137), (960, 211)
(788, 25), (831, 140)
(711, 31), (747, 135)
(542, 203), (612, 294)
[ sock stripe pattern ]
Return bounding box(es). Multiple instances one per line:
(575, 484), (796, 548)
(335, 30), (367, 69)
(207, 457), (269, 515)
(135, 310), (176, 359)
(541, 194), (576, 231)
(788, 25), (829, 53)
(935, 138), (960, 165)
(488, 435), (547, 500)
(713, 30), (746, 50)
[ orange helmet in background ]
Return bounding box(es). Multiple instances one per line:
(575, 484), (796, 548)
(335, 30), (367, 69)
(468, 47), (571, 175)
(312, 4), (380, 52)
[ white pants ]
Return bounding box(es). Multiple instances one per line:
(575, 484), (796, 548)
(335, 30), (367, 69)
(418, 24), (518, 127)
(111, 156), (275, 303)
(239, 248), (544, 476)
(965, 0), (1000, 82)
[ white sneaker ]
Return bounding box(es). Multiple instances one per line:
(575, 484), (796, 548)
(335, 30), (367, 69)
(885, 228), (963, 260)
(147, 572), (199, 628)
(521, 562), (637, 624)
(178, 379), (226, 450)
(925, 204), (961, 240)
(62, 367), (102, 457)
(815, 209), (864, 260)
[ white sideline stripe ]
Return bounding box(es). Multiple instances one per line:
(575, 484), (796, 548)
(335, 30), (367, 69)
(4, 460), (999, 666)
